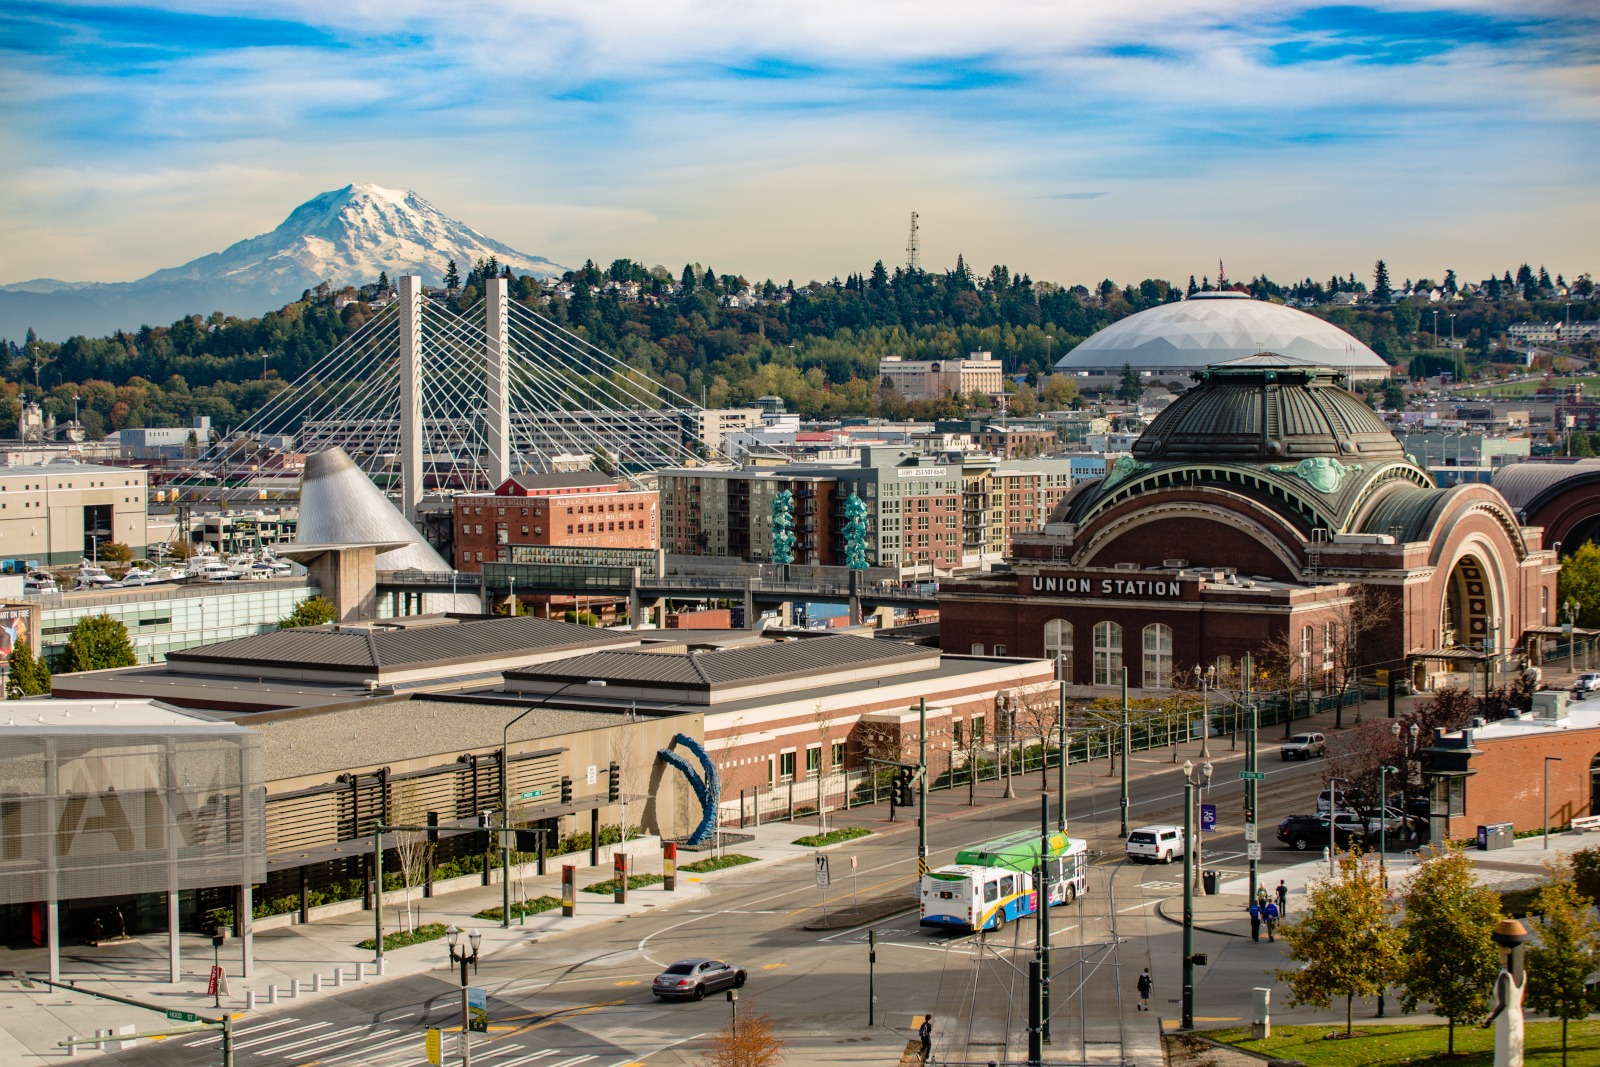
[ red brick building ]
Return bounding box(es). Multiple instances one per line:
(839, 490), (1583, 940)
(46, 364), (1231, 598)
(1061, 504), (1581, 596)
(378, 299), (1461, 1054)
(453, 472), (659, 572)
(939, 358), (1559, 696)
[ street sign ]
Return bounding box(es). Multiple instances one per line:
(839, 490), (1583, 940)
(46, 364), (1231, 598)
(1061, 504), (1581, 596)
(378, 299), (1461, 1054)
(1239, 771), (1265, 781)
(1246, 842), (1262, 860)
(1200, 804), (1217, 832)
(165, 1010), (198, 1023)
(519, 789), (544, 799)
(815, 854), (831, 888)
(206, 965), (222, 997)
(1244, 824), (1257, 843)
(425, 1028), (442, 1066)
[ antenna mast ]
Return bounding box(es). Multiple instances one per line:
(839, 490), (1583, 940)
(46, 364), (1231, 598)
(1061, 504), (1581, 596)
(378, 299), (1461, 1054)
(906, 212), (921, 272)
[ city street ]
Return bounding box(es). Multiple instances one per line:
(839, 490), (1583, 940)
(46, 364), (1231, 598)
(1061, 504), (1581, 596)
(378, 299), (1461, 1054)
(93, 721), (1342, 1066)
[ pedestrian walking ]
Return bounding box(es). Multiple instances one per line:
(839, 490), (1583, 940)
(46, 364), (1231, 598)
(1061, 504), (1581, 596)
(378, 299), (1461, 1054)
(1263, 900), (1280, 941)
(1275, 880), (1288, 915)
(1247, 901), (1262, 942)
(918, 1013), (933, 1060)
(1136, 968), (1152, 1011)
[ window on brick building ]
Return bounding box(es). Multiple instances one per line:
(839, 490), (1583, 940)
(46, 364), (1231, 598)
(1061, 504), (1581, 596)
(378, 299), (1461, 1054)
(1044, 619), (1072, 683)
(1093, 621), (1122, 687)
(831, 740), (845, 769)
(806, 745), (821, 774)
(779, 750), (796, 783)
(1142, 623), (1172, 689)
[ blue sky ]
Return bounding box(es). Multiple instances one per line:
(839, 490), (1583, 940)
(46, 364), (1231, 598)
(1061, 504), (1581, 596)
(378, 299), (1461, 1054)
(2, 1), (1597, 288)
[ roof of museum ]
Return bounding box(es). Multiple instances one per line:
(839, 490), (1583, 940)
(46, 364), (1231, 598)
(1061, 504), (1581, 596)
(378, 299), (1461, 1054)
(166, 615), (632, 674)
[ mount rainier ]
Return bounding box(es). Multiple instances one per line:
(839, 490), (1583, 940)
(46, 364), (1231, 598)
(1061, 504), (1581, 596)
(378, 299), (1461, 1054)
(1, 184), (567, 340)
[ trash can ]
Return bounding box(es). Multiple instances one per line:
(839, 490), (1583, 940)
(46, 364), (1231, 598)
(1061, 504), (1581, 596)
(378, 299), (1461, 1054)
(1202, 870), (1219, 895)
(1477, 823), (1513, 850)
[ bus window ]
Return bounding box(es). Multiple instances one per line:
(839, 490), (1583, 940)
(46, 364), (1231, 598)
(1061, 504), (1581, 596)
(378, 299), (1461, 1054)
(985, 880), (998, 903)
(1000, 875), (1014, 897)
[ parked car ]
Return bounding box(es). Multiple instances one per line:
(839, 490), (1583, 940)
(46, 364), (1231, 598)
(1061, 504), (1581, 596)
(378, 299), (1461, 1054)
(1316, 787), (1370, 813)
(1575, 673), (1600, 696)
(1281, 733), (1327, 760)
(1362, 806), (1408, 835)
(1277, 814), (1367, 852)
(653, 958), (747, 1001)
(1125, 824), (1186, 864)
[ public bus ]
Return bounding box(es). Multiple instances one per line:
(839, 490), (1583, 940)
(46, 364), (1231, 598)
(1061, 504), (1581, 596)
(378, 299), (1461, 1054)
(918, 829), (1089, 932)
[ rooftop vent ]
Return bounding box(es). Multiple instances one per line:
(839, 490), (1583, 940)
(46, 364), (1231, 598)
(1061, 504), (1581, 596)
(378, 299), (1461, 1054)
(1162, 558), (1189, 569)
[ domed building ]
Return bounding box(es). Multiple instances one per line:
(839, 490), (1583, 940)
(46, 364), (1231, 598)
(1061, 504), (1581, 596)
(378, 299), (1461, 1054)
(1054, 291), (1391, 384)
(940, 357), (1556, 693)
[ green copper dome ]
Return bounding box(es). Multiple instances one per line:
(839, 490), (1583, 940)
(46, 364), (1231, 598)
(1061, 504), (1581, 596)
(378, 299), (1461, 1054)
(1132, 355), (1406, 464)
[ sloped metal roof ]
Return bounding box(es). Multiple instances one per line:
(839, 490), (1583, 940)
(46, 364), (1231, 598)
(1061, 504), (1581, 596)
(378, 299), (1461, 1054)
(297, 447), (453, 573)
(167, 616), (630, 674)
(509, 633), (938, 693)
(1492, 458), (1600, 517)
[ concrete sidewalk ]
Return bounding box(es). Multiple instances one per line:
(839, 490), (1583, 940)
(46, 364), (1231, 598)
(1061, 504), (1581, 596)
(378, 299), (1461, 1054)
(0, 690), (1426, 1064)
(0, 820), (846, 1065)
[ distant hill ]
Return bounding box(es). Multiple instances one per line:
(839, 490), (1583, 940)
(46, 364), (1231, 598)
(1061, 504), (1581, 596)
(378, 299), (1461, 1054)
(0, 183), (567, 340)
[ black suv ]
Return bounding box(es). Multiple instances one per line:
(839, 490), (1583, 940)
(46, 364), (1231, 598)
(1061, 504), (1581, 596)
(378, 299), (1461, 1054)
(1277, 813), (1367, 852)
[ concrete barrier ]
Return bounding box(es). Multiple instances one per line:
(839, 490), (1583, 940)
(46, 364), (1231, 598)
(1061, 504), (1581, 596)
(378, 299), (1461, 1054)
(287, 978), (300, 998)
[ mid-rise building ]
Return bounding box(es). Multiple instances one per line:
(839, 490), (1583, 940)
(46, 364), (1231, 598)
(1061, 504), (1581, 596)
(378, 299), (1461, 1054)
(453, 472), (659, 572)
(0, 460), (148, 564)
(879, 351), (1005, 404)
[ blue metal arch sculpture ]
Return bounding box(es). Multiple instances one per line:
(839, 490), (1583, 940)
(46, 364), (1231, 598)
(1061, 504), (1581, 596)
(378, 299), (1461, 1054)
(657, 733), (720, 845)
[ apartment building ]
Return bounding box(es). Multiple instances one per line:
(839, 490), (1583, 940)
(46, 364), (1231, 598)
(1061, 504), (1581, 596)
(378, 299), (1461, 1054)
(453, 472), (659, 572)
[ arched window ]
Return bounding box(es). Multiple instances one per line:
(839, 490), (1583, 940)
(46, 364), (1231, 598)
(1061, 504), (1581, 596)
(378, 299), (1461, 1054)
(1045, 619), (1073, 683)
(1142, 623), (1173, 689)
(1093, 621), (1122, 686)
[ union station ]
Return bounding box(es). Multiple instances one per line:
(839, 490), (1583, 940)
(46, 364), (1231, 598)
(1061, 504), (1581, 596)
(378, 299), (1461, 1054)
(940, 357), (1561, 694)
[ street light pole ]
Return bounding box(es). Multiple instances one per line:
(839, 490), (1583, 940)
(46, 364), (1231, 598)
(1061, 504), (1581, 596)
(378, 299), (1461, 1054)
(1180, 758), (1212, 1031)
(1545, 756), (1564, 849)
(499, 679), (607, 927)
(1119, 667), (1130, 837)
(446, 925), (482, 1067)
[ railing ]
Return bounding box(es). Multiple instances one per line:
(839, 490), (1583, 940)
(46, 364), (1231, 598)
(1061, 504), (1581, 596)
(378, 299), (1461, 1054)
(376, 570), (483, 588)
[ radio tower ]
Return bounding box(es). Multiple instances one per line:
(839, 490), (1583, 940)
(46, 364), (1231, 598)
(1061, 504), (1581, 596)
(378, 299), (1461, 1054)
(906, 211), (921, 272)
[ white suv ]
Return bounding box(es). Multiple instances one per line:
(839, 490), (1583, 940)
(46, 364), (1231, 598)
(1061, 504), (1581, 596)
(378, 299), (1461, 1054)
(1125, 825), (1186, 864)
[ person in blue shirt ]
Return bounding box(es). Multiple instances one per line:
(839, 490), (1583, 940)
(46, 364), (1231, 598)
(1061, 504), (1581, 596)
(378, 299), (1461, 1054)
(1247, 900), (1262, 942)
(1263, 899), (1280, 941)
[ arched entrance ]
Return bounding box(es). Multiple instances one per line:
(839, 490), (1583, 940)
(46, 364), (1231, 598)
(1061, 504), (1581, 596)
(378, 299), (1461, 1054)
(1441, 554), (1495, 650)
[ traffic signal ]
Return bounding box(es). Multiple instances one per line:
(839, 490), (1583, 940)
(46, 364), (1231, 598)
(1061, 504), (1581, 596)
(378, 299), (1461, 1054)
(1242, 801), (1254, 823)
(477, 810), (492, 829)
(608, 761), (621, 803)
(515, 829), (541, 852)
(426, 810), (440, 843)
(893, 768), (915, 808)
(560, 775), (573, 805)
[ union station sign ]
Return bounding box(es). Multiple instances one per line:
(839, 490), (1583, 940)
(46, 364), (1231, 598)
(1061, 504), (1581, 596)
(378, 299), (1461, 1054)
(1019, 572), (1196, 600)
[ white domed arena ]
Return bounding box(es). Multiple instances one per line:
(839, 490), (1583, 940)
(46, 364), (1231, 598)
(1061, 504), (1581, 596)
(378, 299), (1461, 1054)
(1054, 292), (1391, 385)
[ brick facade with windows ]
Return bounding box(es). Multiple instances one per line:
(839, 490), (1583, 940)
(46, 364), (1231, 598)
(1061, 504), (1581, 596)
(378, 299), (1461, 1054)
(453, 473), (658, 572)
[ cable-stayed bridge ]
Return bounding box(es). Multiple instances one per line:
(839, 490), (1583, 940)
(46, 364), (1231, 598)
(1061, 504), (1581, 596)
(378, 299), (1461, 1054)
(202, 277), (716, 514)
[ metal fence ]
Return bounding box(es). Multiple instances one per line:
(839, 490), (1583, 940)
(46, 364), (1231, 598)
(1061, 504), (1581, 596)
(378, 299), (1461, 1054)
(717, 688), (1370, 829)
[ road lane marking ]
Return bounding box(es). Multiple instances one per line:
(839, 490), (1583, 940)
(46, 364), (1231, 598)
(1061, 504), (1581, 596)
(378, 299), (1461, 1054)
(1119, 900), (1161, 913)
(234, 1022), (330, 1049)
(254, 1025), (366, 1055)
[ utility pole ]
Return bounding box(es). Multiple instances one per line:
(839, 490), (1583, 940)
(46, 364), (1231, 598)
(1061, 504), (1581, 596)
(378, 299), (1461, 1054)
(1038, 793), (1052, 1045)
(918, 696), (928, 880)
(1244, 653), (1258, 906)
(1119, 667), (1130, 836)
(1056, 681), (1067, 833)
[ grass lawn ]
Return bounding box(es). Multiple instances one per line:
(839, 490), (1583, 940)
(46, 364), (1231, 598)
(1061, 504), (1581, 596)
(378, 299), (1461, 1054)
(792, 827), (872, 847)
(1208, 1020), (1600, 1065)
(582, 873), (665, 894)
(474, 895), (564, 921)
(679, 854), (760, 873)
(356, 922), (448, 951)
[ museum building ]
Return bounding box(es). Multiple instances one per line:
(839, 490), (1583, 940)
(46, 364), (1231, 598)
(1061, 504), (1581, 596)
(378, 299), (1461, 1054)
(940, 356), (1559, 693)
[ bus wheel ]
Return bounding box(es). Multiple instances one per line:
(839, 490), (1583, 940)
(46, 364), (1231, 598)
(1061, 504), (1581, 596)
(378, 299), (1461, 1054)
(1065, 885), (1076, 905)
(992, 912), (1006, 932)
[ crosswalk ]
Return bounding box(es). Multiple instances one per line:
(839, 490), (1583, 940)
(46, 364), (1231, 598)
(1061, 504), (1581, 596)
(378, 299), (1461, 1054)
(168, 1014), (630, 1067)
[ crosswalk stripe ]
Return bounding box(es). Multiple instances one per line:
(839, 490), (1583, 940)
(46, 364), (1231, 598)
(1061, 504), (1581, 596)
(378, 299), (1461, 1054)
(186, 1016), (299, 1047)
(490, 1053), (563, 1067)
(254, 1024), (366, 1055)
(234, 1022), (330, 1049)
(316, 1029), (411, 1063)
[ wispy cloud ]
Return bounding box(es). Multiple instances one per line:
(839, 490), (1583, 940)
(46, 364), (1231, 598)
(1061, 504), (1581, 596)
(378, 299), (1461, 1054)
(0, 1), (1597, 286)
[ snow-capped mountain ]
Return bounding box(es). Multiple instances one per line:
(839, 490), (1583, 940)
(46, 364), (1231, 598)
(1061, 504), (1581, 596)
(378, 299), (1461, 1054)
(1, 184), (568, 340)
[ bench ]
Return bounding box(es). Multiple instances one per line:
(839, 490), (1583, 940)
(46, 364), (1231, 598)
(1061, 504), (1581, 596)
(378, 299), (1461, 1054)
(1571, 815), (1600, 833)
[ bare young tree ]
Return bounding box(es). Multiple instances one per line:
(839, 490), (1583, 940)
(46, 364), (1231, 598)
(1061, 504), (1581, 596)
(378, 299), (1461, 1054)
(388, 778), (433, 933)
(612, 718), (640, 856)
(1008, 681), (1061, 791)
(704, 999), (787, 1067)
(1326, 587), (1399, 725)
(811, 702), (834, 833)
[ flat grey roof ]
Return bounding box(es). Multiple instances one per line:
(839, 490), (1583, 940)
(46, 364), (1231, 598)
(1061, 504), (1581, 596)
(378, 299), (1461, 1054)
(251, 697), (640, 781)
(166, 615), (634, 674)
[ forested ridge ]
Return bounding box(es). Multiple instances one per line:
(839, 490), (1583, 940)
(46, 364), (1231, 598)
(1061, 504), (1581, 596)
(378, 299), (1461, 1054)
(0, 256), (1593, 439)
